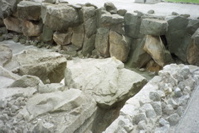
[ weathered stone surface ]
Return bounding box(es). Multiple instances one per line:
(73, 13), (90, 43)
(144, 35), (173, 66)
(71, 24), (85, 48)
(109, 31), (130, 62)
(117, 9), (127, 16)
(192, 28), (199, 48)
(9, 75), (42, 88)
(5, 49), (67, 83)
(53, 31), (72, 45)
(3, 17), (22, 33)
(82, 34), (96, 56)
(17, 1), (41, 21)
(186, 19), (199, 35)
(187, 43), (199, 66)
(21, 89), (96, 132)
(41, 3), (79, 31)
(82, 6), (97, 38)
(101, 13), (124, 26)
(65, 58), (147, 108)
(126, 37), (151, 68)
(104, 2), (117, 14)
(140, 19), (168, 36)
(41, 25), (54, 42)
(166, 16), (189, 62)
(38, 83), (66, 93)
(22, 20), (42, 37)
(124, 12), (143, 38)
(0, 0), (20, 18)
(95, 28), (110, 57)
(0, 45), (12, 66)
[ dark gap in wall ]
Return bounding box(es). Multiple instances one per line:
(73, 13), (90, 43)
(160, 35), (168, 49)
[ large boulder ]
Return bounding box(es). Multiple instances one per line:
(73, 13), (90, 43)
(140, 19), (168, 36)
(20, 89), (97, 133)
(104, 2), (117, 14)
(41, 25), (54, 43)
(82, 6), (97, 38)
(0, 0), (21, 18)
(144, 35), (173, 66)
(53, 30), (72, 45)
(0, 45), (12, 66)
(166, 16), (189, 62)
(22, 20), (42, 37)
(82, 34), (96, 56)
(41, 3), (79, 31)
(186, 19), (199, 35)
(17, 1), (41, 21)
(109, 30), (130, 62)
(5, 49), (67, 83)
(126, 37), (151, 68)
(187, 43), (199, 66)
(100, 13), (124, 26)
(71, 24), (85, 49)
(191, 28), (199, 48)
(95, 28), (110, 57)
(65, 58), (147, 108)
(124, 12), (143, 38)
(3, 16), (22, 33)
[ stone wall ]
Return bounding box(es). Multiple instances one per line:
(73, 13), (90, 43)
(0, 0), (199, 70)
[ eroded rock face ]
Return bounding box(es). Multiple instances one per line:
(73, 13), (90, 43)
(166, 16), (189, 62)
(5, 49), (67, 83)
(17, 1), (42, 21)
(0, 45), (12, 66)
(109, 30), (130, 62)
(143, 35), (173, 66)
(95, 28), (110, 57)
(65, 57), (147, 108)
(22, 20), (42, 37)
(140, 19), (168, 36)
(41, 3), (79, 31)
(3, 16), (22, 33)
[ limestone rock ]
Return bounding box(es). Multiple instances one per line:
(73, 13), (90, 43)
(0, 0), (20, 18)
(65, 58), (147, 108)
(53, 31), (72, 45)
(186, 19), (199, 35)
(140, 19), (168, 36)
(109, 31), (130, 62)
(187, 43), (199, 66)
(71, 24), (85, 48)
(144, 35), (173, 66)
(117, 9), (127, 16)
(0, 45), (12, 66)
(9, 75), (42, 88)
(41, 25), (54, 43)
(124, 12), (143, 38)
(104, 2), (117, 14)
(166, 16), (189, 62)
(5, 49), (67, 83)
(17, 1), (41, 21)
(101, 13), (124, 26)
(21, 89), (97, 132)
(82, 34), (96, 56)
(192, 28), (199, 48)
(3, 17), (22, 33)
(38, 83), (66, 93)
(41, 3), (79, 31)
(22, 20), (42, 37)
(82, 6), (97, 38)
(126, 37), (151, 68)
(95, 28), (110, 57)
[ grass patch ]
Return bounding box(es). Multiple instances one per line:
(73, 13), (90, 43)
(166, 0), (199, 3)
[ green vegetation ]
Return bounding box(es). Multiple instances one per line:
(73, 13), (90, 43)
(166, 0), (199, 3)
